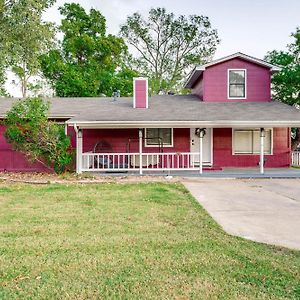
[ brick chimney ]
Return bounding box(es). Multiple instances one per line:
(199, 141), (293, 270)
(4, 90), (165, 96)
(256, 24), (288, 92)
(133, 77), (148, 108)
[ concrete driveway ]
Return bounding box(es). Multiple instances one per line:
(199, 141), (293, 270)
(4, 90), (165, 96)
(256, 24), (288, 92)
(182, 178), (300, 250)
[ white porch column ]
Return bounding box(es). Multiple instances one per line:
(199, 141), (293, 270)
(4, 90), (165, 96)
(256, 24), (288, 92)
(199, 129), (205, 174)
(76, 128), (83, 174)
(260, 128), (265, 174)
(139, 129), (143, 175)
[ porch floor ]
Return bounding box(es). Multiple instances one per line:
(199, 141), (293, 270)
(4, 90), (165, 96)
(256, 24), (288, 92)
(92, 167), (300, 178)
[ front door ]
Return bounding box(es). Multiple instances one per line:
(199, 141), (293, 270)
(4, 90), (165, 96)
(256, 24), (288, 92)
(190, 128), (212, 165)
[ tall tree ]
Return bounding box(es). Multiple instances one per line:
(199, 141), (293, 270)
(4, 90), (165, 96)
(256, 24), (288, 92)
(265, 28), (300, 148)
(0, 0), (10, 95)
(7, 0), (56, 98)
(265, 28), (300, 106)
(41, 3), (137, 97)
(120, 8), (220, 94)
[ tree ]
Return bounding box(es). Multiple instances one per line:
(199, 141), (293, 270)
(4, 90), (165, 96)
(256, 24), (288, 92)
(0, 0), (10, 95)
(120, 7), (220, 94)
(4, 97), (73, 173)
(6, 0), (56, 98)
(266, 28), (300, 106)
(265, 28), (300, 149)
(41, 3), (137, 97)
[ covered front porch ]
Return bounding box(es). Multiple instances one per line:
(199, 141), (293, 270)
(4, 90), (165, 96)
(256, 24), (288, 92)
(75, 127), (209, 174)
(72, 126), (274, 175)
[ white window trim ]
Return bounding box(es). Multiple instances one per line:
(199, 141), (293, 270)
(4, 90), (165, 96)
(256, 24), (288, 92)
(227, 69), (247, 100)
(144, 128), (174, 148)
(232, 128), (273, 155)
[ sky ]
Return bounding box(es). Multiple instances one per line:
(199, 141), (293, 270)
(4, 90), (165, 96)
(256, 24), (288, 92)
(6, 0), (300, 96)
(44, 0), (300, 58)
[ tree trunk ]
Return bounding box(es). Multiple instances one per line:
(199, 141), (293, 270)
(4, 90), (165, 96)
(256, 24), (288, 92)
(21, 76), (28, 98)
(292, 128), (300, 150)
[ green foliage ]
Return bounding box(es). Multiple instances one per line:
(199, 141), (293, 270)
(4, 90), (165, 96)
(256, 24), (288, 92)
(0, 0), (10, 95)
(4, 97), (73, 173)
(265, 28), (300, 149)
(2, 0), (56, 97)
(41, 3), (138, 97)
(120, 7), (220, 94)
(1, 183), (300, 299)
(265, 28), (300, 106)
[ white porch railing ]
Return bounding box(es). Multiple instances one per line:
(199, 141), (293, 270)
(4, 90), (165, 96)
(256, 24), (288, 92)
(81, 152), (202, 172)
(292, 151), (300, 166)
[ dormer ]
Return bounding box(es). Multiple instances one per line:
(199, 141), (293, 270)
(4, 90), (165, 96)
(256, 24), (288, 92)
(185, 52), (281, 102)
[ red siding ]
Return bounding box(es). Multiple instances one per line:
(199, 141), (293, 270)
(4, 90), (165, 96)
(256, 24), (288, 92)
(213, 128), (291, 168)
(81, 128), (190, 153)
(192, 58), (272, 102)
(134, 79), (148, 108)
(0, 125), (291, 172)
(0, 125), (50, 172)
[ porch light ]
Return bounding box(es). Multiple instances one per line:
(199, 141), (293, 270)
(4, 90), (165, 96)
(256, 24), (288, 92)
(195, 128), (206, 138)
(260, 128), (265, 138)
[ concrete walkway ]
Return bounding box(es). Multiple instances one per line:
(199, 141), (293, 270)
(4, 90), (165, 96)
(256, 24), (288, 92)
(182, 178), (300, 250)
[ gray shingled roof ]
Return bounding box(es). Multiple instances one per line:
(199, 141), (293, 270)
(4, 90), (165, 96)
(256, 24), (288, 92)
(1, 95), (300, 128)
(0, 97), (103, 118)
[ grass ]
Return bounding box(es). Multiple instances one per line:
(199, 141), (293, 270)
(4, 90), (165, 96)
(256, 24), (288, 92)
(0, 182), (299, 299)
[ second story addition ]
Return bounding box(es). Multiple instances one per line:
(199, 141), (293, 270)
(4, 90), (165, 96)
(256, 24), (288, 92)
(185, 52), (281, 102)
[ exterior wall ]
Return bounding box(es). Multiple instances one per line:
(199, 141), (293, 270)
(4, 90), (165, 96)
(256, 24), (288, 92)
(81, 128), (190, 153)
(213, 128), (291, 168)
(0, 124), (291, 172)
(191, 76), (204, 100)
(0, 125), (50, 172)
(192, 58), (272, 102)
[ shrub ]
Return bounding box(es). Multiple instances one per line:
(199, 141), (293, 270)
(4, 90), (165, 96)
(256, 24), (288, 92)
(4, 97), (73, 173)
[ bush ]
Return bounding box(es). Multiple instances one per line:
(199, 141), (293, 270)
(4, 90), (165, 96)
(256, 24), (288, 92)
(4, 97), (73, 173)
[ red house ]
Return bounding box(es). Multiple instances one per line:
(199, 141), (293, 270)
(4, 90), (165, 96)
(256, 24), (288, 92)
(1, 52), (300, 174)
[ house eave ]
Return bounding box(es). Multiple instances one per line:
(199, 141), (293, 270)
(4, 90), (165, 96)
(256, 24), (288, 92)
(0, 115), (75, 120)
(184, 67), (205, 89)
(67, 120), (300, 129)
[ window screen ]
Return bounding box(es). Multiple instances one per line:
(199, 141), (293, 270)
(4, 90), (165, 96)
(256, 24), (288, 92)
(233, 129), (272, 154)
(229, 70), (246, 98)
(145, 128), (172, 146)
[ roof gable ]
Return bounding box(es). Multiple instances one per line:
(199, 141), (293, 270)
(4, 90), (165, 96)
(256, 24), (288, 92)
(185, 52), (281, 88)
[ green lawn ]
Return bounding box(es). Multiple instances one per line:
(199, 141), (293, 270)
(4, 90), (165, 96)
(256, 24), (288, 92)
(0, 183), (299, 299)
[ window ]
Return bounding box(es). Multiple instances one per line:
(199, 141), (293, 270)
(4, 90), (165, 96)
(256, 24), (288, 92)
(145, 128), (173, 146)
(233, 129), (272, 155)
(228, 69), (246, 98)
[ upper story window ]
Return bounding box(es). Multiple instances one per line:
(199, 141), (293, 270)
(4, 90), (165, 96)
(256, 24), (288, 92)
(145, 128), (173, 147)
(228, 69), (247, 99)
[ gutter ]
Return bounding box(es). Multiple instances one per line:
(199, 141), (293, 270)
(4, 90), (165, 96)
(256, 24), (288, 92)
(65, 120), (300, 129)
